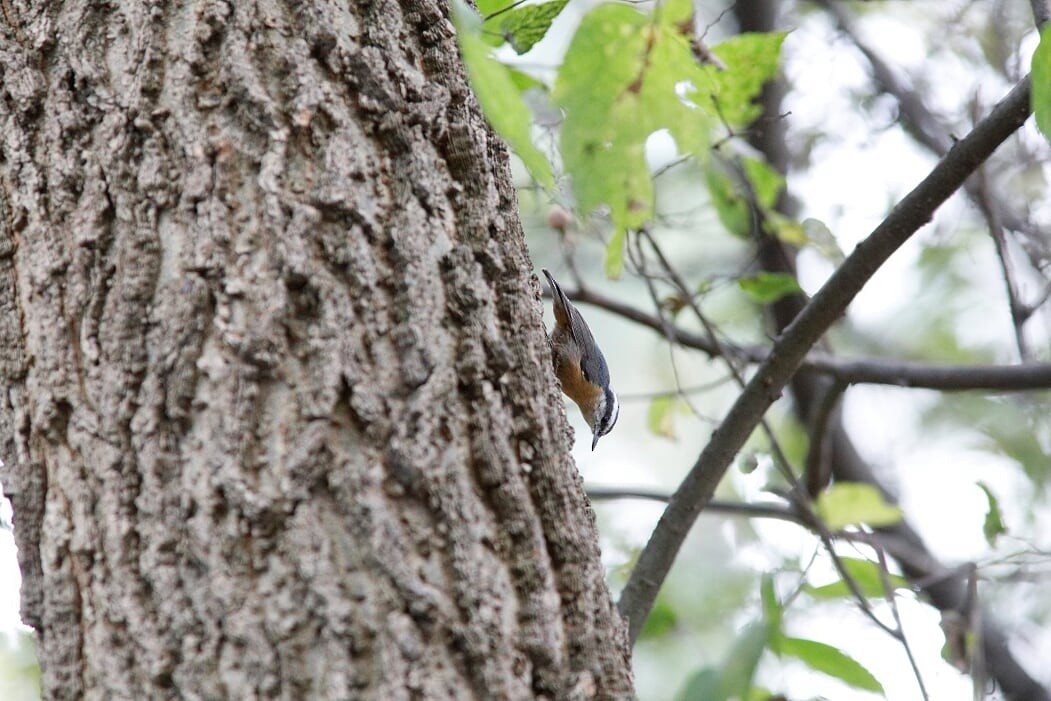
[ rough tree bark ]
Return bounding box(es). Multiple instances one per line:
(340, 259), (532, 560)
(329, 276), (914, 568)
(0, 1), (633, 699)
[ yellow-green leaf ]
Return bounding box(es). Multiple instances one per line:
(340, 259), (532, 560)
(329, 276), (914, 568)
(639, 593), (679, 640)
(802, 217), (845, 262)
(738, 272), (802, 304)
(767, 211), (808, 246)
(507, 67), (545, 93)
(554, 5), (656, 231)
(760, 575), (782, 631)
(453, 0), (555, 189)
(1033, 26), (1051, 143)
(977, 481), (1007, 546)
(647, 395), (689, 439)
(776, 636), (884, 694)
(499, 0), (568, 54)
(742, 157), (784, 209)
(719, 623), (771, 700)
(702, 33), (787, 127)
(815, 482), (902, 530)
(804, 556), (910, 600)
(477, 0), (508, 16)
(706, 165), (750, 237)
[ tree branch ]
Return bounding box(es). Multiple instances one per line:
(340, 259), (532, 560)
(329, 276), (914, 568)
(585, 487), (800, 522)
(616, 76), (1033, 644)
(817, 0), (1051, 319)
(567, 286), (1051, 391)
(1032, 0), (1050, 28)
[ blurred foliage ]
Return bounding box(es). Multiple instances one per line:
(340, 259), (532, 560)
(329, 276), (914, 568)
(0, 630), (40, 701)
(922, 393), (1051, 487)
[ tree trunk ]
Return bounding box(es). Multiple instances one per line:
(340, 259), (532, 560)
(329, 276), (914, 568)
(0, 2), (633, 699)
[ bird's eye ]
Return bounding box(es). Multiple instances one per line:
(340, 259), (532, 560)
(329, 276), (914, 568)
(579, 359), (591, 382)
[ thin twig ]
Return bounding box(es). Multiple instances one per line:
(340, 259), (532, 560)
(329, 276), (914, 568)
(585, 486), (800, 522)
(482, 0), (530, 22)
(817, 0), (1051, 324)
(564, 285), (1051, 391)
(874, 544), (930, 701)
(975, 163), (1029, 359)
(627, 231), (709, 422)
(640, 229), (904, 636)
(616, 375), (734, 402)
(640, 230), (802, 488)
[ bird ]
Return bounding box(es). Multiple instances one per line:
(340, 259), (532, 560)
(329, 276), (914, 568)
(542, 269), (619, 450)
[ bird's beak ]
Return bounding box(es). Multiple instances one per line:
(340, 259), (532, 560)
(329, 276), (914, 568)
(591, 432), (600, 451)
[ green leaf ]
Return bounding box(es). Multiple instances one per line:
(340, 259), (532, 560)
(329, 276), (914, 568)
(801, 217), (845, 263)
(648, 396), (676, 439)
(658, 0), (695, 27)
(1033, 26), (1051, 143)
(738, 272), (802, 304)
(507, 67), (545, 93)
(675, 622), (770, 701)
(977, 481), (1007, 546)
(554, 5), (656, 230)
(706, 166), (750, 237)
(498, 0), (568, 54)
(647, 396), (690, 439)
(815, 482), (903, 530)
(702, 33), (787, 127)
(555, 5), (728, 233)
(453, 0), (555, 189)
(777, 636), (884, 694)
(742, 157), (784, 209)
(760, 575), (782, 632)
(766, 211), (807, 246)
(639, 594), (679, 640)
(719, 622), (771, 700)
(477, 0), (509, 17)
(675, 667), (722, 701)
(553, 9), (784, 238)
(804, 556), (910, 600)
(746, 689), (776, 701)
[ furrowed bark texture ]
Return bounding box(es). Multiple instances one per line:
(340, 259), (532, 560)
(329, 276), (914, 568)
(0, 1), (633, 699)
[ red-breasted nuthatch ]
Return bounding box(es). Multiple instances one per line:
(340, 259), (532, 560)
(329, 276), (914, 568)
(542, 269), (619, 450)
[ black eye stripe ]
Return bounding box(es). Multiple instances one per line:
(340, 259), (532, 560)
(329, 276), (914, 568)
(598, 389), (618, 435)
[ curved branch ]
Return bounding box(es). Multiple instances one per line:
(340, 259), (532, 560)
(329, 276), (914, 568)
(616, 76), (1033, 644)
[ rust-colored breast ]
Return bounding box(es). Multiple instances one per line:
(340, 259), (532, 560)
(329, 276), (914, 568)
(551, 338), (602, 427)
